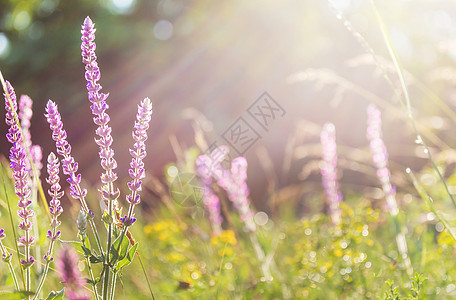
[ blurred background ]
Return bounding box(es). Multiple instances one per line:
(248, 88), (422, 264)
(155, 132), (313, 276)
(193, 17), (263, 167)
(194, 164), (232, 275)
(1, 0), (456, 213)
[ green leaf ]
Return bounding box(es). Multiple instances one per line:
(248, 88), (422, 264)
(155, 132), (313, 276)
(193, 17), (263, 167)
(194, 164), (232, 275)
(59, 240), (84, 255)
(89, 254), (103, 264)
(83, 235), (91, 249)
(81, 245), (92, 258)
(45, 289), (65, 300)
(110, 233), (129, 264)
(87, 277), (101, 285)
(0, 291), (32, 300)
(102, 210), (113, 224)
(115, 243), (138, 272)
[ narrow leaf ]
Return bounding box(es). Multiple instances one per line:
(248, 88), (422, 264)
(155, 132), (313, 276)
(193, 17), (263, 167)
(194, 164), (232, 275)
(115, 243), (138, 271)
(45, 289), (65, 300)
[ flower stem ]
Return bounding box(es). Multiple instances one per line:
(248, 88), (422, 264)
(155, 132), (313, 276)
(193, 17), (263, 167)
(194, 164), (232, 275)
(103, 182), (116, 300)
(103, 227), (112, 300)
(0, 164), (25, 290)
(86, 257), (100, 300)
(249, 233), (271, 280)
(109, 271), (117, 300)
(32, 260), (51, 300)
(0, 240), (19, 290)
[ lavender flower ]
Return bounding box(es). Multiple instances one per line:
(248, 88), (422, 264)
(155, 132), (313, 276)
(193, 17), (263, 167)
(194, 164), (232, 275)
(30, 144), (43, 178)
(228, 157), (256, 232)
(320, 123), (342, 224)
(17, 95), (44, 181)
(367, 105), (412, 274)
(122, 98), (153, 226)
(44, 153), (63, 261)
(3, 81), (35, 268)
(18, 95), (33, 150)
(81, 16), (119, 206)
(56, 246), (90, 300)
(197, 147), (256, 232)
(45, 100), (89, 211)
(367, 104), (398, 215)
(195, 158), (223, 235)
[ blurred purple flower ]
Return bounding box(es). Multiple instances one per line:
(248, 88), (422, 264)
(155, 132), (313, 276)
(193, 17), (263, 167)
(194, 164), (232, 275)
(18, 95), (32, 150)
(367, 104), (398, 215)
(56, 246), (89, 300)
(17, 94), (43, 183)
(320, 123), (342, 224)
(197, 146), (256, 232)
(3, 81), (35, 266)
(195, 154), (223, 235)
(30, 144), (43, 178)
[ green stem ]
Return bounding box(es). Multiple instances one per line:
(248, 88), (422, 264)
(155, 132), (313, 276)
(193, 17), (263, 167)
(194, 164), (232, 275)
(136, 250), (155, 300)
(86, 257), (100, 300)
(32, 261), (51, 300)
(249, 233), (271, 279)
(33, 217), (60, 300)
(89, 219), (103, 255)
(25, 230), (31, 299)
(409, 169), (456, 241)
(103, 224), (112, 300)
(109, 271), (117, 300)
(108, 227), (128, 296)
(0, 164), (25, 289)
(102, 181), (116, 300)
(31, 178), (41, 275)
(0, 240), (19, 291)
(107, 181), (137, 298)
(369, 0), (456, 209)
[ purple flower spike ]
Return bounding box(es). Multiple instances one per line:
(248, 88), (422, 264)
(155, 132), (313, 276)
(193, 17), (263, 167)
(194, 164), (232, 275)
(46, 152), (64, 260)
(124, 98), (153, 226)
(21, 256), (35, 267)
(120, 215), (136, 226)
(81, 16), (119, 207)
(320, 123), (342, 224)
(228, 157), (255, 231)
(56, 246), (90, 300)
(3, 81), (35, 267)
(18, 95), (33, 149)
(195, 157), (223, 235)
(0, 229), (5, 239)
(30, 145), (43, 178)
(45, 100), (89, 211)
(367, 104), (399, 216)
(197, 147), (256, 232)
(18, 95), (43, 179)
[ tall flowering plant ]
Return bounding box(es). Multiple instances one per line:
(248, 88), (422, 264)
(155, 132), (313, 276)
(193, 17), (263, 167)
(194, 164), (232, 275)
(196, 146), (274, 279)
(0, 16), (153, 300)
(320, 123), (342, 224)
(0, 74), (63, 299)
(366, 104), (412, 274)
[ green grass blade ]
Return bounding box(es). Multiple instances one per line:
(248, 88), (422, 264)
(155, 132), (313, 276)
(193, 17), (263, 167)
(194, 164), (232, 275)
(0, 163), (25, 289)
(369, 0), (456, 209)
(408, 169), (456, 242)
(135, 250), (155, 300)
